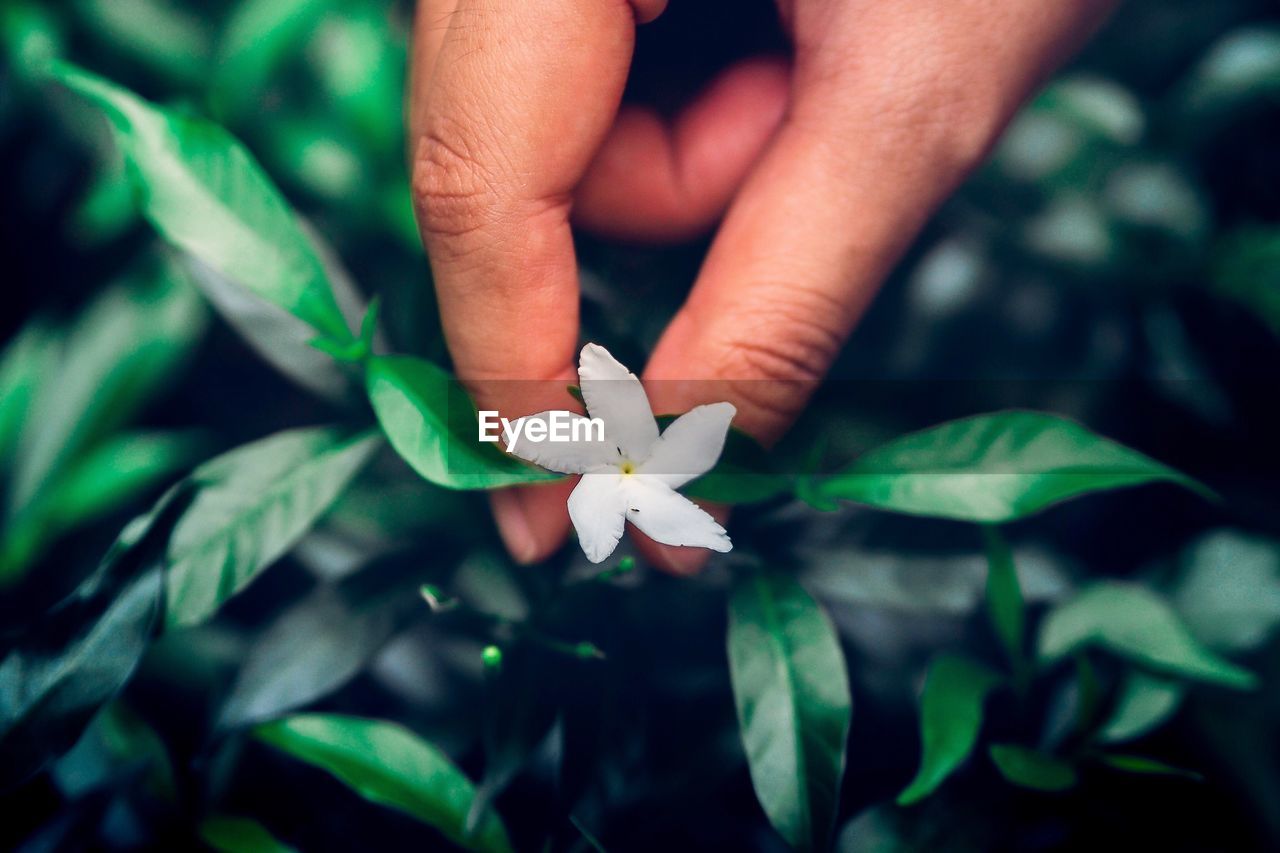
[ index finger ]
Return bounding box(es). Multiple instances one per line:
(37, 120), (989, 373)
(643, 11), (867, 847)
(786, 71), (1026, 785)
(408, 0), (645, 562)
(410, 0), (637, 387)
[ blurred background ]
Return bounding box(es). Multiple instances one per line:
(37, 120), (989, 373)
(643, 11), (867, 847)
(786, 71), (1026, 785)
(2, 0), (1279, 850)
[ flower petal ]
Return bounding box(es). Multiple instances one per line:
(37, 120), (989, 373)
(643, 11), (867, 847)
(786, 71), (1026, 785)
(504, 410), (615, 474)
(578, 343), (659, 461)
(642, 402), (737, 489)
(622, 477), (732, 552)
(569, 473), (629, 563)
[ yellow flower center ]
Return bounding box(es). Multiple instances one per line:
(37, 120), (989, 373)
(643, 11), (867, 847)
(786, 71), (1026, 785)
(620, 461), (636, 476)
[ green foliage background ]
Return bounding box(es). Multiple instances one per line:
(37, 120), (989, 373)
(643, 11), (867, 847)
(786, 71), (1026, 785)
(2, 0), (1279, 850)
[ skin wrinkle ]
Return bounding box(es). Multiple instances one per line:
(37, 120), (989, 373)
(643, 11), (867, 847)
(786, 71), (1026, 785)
(686, 281), (852, 376)
(416, 144), (570, 273)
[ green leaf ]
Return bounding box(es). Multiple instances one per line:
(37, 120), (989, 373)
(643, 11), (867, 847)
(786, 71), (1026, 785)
(982, 526), (1025, 674)
(799, 545), (1070, 616)
(897, 654), (1003, 806)
(43, 430), (203, 530)
(9, 269), (206, 517)
(365, 355), (558, 490)
(53, 701), (176, 800)
(255, 714), (512, 853)
(1179, 27), (1280, 119)
(1038, 582), (1256, 689)
(199, 816), (296, 853)
(0, 488), (186, 786)
(569, 815), (608, 853)
(808, 411), (1209, 522)
(263, 115), (367, 202)
(1214, 227), (1280, 338)
(989, 744), (1077, 791)
(1098, 753), (1202, 781)
(304, 5), (404, 158)
(210, 0), (334, 119)
(1173, 530), (1280, 652)
(1036, 76), (1144, 146)
(218, 577), (406, 729)
(182, 223), (371, 402)
(310, 297), (380, 364)
(51, 63), (352, 344)
(165, 428), (381, 628)
(994, 76), (1143, 184)
(2, 430), (201, 579)
(74, 0), (209, 85)
(0, 320), (57, 474)
(2, 2), (65, 80)
(727, 571), (851, 851)
(1098, 671), (1185, 743)
(70, 157), (140, 246)
(1071, 654), (1104, 735)
(0, 572), (160, 786)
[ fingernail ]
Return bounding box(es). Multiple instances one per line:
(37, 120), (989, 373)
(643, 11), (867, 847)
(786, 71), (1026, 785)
(491, 489), (539, 564)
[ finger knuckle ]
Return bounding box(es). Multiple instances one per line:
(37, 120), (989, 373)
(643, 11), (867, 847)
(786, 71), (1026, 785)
(411, 118), (503, 248)
(726, 328), (832, 386)
(703, 287), (847, 427)
(721, 286), (846, 380)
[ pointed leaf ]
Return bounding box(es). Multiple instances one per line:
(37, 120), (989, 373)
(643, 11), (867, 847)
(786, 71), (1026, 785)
(0, 488), (186, 786)
(256, 714), (512, 853)
(897, 654), (1002, 805)
(1214, 226), (1280, 338)
(200, 816), (296, 853)
(0, 572), (160, 787)
(75, 0), (209, 85)
(165, 428), (380, 628)
(218, 579), (405, 729)
(43, 430), (203, 530)
(0, 321), (58, 474)
(2, 430), (202, 578)
(53, 701), (176, 800)
(1179, 28), (1280, 119)
(1038, 582), (1256, 689)
(51, 63), (352, 343)
(810, 411), (1209, 522)
(983, 526), (1025, 673)
(365, 355), (557, 490)
(989, 744), (1077, 791)
(1098, 753), (1202, 781)
(10, 270), (206, 516)
(1099, 671), (1185, 743)
(727, 571), (851, 851)
(210, 0), (333, 119)
(1174, 530), (1280, 652)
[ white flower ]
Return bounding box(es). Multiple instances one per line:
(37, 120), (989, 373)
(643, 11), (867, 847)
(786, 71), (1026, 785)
(507, 343), (735, 563)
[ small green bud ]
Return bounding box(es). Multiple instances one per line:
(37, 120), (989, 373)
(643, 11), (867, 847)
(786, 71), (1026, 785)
(420, 584), (458, 613)
(481, 645), (503, 671)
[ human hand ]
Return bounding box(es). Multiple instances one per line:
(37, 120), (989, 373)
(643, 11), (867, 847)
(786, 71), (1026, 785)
(408, 0), (1116, 571)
